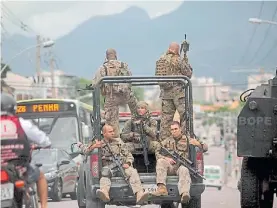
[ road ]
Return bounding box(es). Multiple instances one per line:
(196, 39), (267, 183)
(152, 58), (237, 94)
(48, 146), (242, 208)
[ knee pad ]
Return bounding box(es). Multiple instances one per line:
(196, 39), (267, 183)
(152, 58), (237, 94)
(101, 167), (112, 178)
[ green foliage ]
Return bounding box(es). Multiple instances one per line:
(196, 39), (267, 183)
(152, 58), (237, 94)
(132, 86), (144, 101)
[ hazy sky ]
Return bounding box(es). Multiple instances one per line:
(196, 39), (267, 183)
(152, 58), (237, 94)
(2, 0), (184, 39)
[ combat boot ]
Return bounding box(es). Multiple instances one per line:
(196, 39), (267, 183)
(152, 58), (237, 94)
(136, 191), (149, 205)
(96, 189), (110, 202)
(151, 184), (168, 196)
(180, 191), (190, 204)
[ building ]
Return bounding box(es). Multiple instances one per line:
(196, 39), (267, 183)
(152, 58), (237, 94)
(247, 72), (275, 89)
(3, 72), (34, 100)
(33, 70), (78, 99)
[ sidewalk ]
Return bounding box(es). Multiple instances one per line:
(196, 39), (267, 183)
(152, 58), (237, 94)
(226, 169), (240, 189)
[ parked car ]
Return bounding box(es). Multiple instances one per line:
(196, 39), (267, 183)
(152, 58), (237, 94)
(31, 148), (79, 201)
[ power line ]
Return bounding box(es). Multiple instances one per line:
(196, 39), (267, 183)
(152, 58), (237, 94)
(259, 38), (277, 63)
(238, 1), (264, 65)
(249, 5), (277, 64)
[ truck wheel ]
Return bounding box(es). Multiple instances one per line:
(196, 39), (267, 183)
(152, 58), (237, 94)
(182, 197), (201, 208)
(85, 198), (105, 208)
(161, 203), (175, 208)
(77, 179), (85, 208)
(241, 157), (274, 208)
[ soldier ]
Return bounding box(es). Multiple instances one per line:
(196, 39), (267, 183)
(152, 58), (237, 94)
(155, 42), (193, 141)
(93, 48), (138, 137)
(152, 121), (195, 204)
(121, 101), (159, 154)
(77, 125), (149, 205)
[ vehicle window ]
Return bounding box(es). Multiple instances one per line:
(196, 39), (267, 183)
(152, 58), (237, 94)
(32, 149), (57, 165)
(28, 117), (79, 152)
(58, 150), (71, 162)
(206, 169), (220, 174)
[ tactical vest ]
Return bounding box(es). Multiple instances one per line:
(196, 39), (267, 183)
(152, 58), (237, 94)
(102, 60), (131, 95)
(155, 54), (180, 76)
(1, 115), (30, 167)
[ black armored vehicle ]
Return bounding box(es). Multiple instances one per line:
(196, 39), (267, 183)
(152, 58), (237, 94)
(74, 76), (206, 208)
(237, 70), (277, 208)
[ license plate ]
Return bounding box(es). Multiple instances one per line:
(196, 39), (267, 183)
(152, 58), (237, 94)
(142, 184), (157, 192)
(1, 183), (14, 201)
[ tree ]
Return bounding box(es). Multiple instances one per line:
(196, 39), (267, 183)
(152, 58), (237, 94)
(1, 63), (12, 79)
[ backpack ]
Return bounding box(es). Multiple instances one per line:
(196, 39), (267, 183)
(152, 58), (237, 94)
(103, 60), (131, 95)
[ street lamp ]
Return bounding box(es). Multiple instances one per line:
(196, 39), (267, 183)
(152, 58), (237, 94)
(249, 17), (277, 25)
(0, 40), (55, 75)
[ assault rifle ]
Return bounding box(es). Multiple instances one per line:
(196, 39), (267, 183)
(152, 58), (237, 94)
(138, 122), (150, 172)
(102, 139), (132, 188)
(180, 34), (190, 57)
(160, 146), (205, 180)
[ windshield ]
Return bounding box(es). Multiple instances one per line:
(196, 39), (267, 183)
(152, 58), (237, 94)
(205, 168), (220, 174)
(27, 116), (79, 152)
(31, 149), (57, 165)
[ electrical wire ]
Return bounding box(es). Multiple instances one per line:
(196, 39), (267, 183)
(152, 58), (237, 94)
(238, 1), (264, 64)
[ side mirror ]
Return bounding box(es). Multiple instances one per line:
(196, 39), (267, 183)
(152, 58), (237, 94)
(82, 123), (89, 138)
(60, 160), (70, 165)
(90, 114), (94, 126)
(70, 143), (84, 155)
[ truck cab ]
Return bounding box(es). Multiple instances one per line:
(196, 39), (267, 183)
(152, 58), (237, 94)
(75, 76), (206, 208)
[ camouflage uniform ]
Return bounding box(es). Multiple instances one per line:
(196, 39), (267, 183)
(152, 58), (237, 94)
(121, 101), (159, 154)
(156, 46), (192, 142)
(79, 138), (149, 204)
(153, 134), (191, 203)
(93, 49), (138, 137)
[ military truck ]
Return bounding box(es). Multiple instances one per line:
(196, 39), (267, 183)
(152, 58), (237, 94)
(237, 70), (277, 208)
(74, 76), (205, 208)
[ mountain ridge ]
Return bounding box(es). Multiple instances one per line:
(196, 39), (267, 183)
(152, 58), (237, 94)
(2, 1), (276, 88)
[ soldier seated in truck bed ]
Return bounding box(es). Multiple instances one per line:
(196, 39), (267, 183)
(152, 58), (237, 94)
(78, 124), (150, 205)
(120, 101), (160, 160)
(76, 115), (206, 208)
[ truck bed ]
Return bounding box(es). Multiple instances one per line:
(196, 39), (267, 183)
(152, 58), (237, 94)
(90, 173), (205, 206)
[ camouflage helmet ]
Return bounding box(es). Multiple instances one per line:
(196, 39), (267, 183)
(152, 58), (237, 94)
(167, 42), (180, 55)
(106, 48), (117, 60)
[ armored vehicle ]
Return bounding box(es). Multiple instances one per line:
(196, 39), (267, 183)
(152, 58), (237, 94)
(237, 70), (277, 208)
(74, 76), (205, 208)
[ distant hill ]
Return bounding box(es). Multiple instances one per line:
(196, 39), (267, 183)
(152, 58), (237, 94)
(2, 1), (277, 88)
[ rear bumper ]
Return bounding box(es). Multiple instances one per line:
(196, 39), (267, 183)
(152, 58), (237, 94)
(90, 183), (205, 205)
(1, 199), (13, 208)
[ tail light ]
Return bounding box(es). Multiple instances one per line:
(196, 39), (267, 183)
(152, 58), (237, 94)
(1, 170), (9, 183)
(196, 151), (204, 176)
(90, 154), (99, 177)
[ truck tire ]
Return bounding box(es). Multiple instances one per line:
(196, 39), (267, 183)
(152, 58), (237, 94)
(85, 198), (105, 208)
(77, 179), (85, 208)
(161, 203), (176, 208)
(241, 157), (274, 208)
(181, 197), (201, 208)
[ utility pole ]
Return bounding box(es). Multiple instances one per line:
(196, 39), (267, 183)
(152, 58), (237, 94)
(36, 35), (41, 81)
(49, 49), (56, 98)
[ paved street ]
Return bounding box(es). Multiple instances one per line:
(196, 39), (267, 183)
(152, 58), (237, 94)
(47, 146), (251, 208)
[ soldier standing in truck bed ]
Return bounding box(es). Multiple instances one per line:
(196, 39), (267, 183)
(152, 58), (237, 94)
(155, 42), (193, 142)
(77, 125), (149, 204)
(92, 48), (138, 137)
